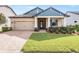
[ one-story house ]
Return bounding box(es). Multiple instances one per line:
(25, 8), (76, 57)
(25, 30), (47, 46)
(0, 5), (16, 31)
(65, 11), (79, 26)
(1, 5), (79, 31)
(0, 5), (16, 27)
(9, 7), (69, 31)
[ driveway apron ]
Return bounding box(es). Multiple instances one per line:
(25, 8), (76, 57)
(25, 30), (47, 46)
(0, 31), (33, 53)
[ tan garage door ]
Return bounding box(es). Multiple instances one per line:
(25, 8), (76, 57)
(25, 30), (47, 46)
(14, 21), (35, 30)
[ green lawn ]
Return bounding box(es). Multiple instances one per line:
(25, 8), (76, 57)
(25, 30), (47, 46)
(21, 33), (79, 53)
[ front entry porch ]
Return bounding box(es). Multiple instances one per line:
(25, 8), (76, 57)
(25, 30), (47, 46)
(38, 18), (46, 30)
(34, 16), (65, 31)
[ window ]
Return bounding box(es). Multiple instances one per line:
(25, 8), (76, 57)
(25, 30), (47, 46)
(50, 18), (58, 27)
(74, 21), (77, 23)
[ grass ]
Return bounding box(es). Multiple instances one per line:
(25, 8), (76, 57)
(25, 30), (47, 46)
(21, 33), (79, 53)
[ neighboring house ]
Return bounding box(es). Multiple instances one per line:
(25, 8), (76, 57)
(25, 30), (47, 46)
(9, 7), (68, 30)
(65, 11), (79, 26)
(0, 5), (16, 28)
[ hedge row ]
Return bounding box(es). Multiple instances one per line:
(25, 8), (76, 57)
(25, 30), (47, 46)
(48, 27), (75, 34)
(2, 27), (12, 32)
(74, 25), (79, 32)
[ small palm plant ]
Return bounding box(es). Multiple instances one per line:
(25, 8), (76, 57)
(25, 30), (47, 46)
(0, 13), (6, 24)
(0, 13), (6, 32)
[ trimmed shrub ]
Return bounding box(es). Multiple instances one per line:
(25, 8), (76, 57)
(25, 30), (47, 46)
(2, 27), (12, 32)
(75, 25), (79, 32)
(49, 27), (75, 34)
(67, 25), (79, 33)
(67, 27), (75, 34)
(49, 27), (59, 33)
(55, 27), (60, 34)
(59, 27), (67, 34)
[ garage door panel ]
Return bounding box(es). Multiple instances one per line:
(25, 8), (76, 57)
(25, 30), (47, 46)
(14, 21), (35, 30)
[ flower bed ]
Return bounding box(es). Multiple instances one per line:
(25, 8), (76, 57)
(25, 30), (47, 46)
(48, 27), (75, 34)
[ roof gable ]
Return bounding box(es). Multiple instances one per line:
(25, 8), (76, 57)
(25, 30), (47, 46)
(35, 7), (66, 16)
(23, 7), (43, 17)
(67, 11), (79, 15)
(0, 5), (16, 15)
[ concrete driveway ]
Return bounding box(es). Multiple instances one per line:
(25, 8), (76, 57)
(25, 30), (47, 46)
(0, 31), (33, 53)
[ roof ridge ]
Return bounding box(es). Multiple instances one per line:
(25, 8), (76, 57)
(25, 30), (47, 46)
(23, 7), (43, 15)
(34, 7), (50, 16)
(66, 11), (79, 15)
(34, 7), (67, 16)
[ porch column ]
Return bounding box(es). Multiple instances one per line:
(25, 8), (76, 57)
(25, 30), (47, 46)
(34, 17), (38, 28)
(63, 17), (66, 27)
(48, 17), (51, 27)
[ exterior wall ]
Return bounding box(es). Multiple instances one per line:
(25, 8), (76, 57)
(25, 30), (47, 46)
(63, 17), (67, 27)
(46, 18), (48, 28)
(10, 17), (35, 30)
(0, 6), (16, 27)
(11, 18), (34, 21)
(65, 12), (79, 26)
(37, 16), (64, 28)
(10, 17), (64, 30)
(57, 18), (63, 27)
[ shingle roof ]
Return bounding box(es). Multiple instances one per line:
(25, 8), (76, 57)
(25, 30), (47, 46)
(67, 11), (79, 15)
(22, 7), (43, 17)
(35, 7), (67, 16)
(0, 5), (16, 15)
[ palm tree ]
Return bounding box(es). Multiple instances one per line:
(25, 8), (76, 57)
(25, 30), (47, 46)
(0, 13), (6, 24)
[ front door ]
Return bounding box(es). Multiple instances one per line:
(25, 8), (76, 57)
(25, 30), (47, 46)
(38, 18), (46, 30)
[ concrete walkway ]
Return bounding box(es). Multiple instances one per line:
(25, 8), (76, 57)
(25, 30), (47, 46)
(0, 31), (33, 53)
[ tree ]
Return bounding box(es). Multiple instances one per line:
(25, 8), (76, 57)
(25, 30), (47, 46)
(0, 13), (6, 24)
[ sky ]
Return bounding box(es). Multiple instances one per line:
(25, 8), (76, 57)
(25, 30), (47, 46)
(10, 5), (79, 15)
